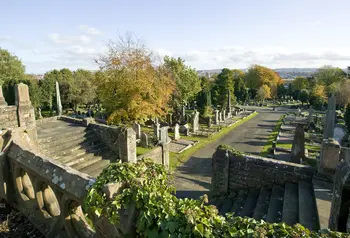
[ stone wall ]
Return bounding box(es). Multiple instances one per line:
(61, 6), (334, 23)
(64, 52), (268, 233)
(137, 142), (170, 168)
(88, 123), (122, 155)
(212, 145), (316, 194)
(0, 106), (17, 129)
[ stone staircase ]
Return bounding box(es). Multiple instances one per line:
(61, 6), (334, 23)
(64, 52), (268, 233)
(37, 119), (116, 178)
(211, 181), (319, 230)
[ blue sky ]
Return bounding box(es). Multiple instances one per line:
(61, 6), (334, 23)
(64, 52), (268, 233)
(1, 0), (350, 73)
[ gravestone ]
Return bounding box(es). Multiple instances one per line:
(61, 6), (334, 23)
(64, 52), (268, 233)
(214, 110), (219, 125)
(180, 124), (189, 136)
(168, 113), (173, 126)
(192, 111), (199, 133)
(323, 94), (336, 139)
(140, 132), (148, 147)
(154, 123), (160, 140)
(290, 124), (305, 164)
(223, 109), (226, 121)
(334, 125), (347, 145)
(0, 85), (7, 107)
(182, 106), (186, 121)
(318, 138), (340, 176)
(227, 89), (232, 115)
(307, 107), (314, 124)
(159, 126), (170, 144)
(118, 128), (137, 163)
(219, 111), (222, 122)
(174, 123), (180, 140)
(133, 122), (141, 139)
(55, 81), (62, 116)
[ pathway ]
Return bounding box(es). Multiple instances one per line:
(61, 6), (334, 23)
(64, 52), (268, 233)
(174, 107), (285, 198)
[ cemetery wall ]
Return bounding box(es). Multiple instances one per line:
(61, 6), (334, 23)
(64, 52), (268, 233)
(137, 143), (170, 168)
(88, 123), (122, 154)
(212, 146), (316, 194)
(0, 105), (18, 129)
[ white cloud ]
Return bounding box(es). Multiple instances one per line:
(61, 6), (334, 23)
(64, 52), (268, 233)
(48, 33), (91, 45)
(79, 25), (102, 35)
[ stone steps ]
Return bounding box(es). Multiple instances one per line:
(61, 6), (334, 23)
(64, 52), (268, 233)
(37, 119), (117, 178)
(211, 181), (319, 229)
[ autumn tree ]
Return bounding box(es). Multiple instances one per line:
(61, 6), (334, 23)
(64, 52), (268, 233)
(334, 80), (350, 108)
(314, 66), (345, 94)
(163, 56), (201, 111)
(257, 85), (271, 102)
(95, 34), (175, 124)
(309, 84), (326, 109)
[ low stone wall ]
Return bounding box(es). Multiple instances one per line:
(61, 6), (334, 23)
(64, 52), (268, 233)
(0, 132), (95, 237)
(88, 123), (122, 155)
(212, 145), (316, 194)
(137, 142), (170, 168)
(0, 106), (17, 129)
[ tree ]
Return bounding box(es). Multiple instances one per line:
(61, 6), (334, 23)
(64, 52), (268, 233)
(196, 76), (212, 114)
(233, 70), (248, 103)
(95, 34), (175, 124)
(163, 56), (201, 110)
(211, 68), (235, 107)
(244, 65), (283, 91)
(309, 84), (326, 110)
(257, 85), (271, 102)
(57, 68), (74, 108)
(40, 70), (57, 114)
(334, 80), (350, 108)
(345, 105), (350, 132)
(299, 89), (309, 105)
(292, 76), (308, 91)
(277, 83), (287, 99)
(0, 48), (26, 104)
(70, 69), (96, 112)
(314, 66), (345, 94)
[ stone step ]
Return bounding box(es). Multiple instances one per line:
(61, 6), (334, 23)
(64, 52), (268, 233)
(219, 197), (234, 216)
(282, 183), (299, 225)
(71, 153), (107, 171)
(39, 130), (94, 149)
(65, 152), (102, 168)
(55, 143), (107, 163)
(253, 188), (271, 221)
(266, 185), (284, 223)
(240, 190), (260, 217)
(87, 160), (112, 178)
(231, 190), (248, 217)
(38, 126), (87, 143)
(43, 133), (98, 155)
(298, 181), (319, 230)
(52, 140), (105, 160)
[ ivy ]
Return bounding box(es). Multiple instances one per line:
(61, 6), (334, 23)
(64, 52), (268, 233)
(84, 160), (349, 238)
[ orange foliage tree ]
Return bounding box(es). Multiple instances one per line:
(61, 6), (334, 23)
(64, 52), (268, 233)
(95, 34), (175, 125)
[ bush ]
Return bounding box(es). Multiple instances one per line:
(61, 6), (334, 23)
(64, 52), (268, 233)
(84, 160), (348, 237)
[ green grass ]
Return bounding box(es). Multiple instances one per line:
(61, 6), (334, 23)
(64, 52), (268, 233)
(260, 115), (286, 157)
(276, 143), (321, 152)
(169, 112), (259, 168)
(137, 147), (153, 156)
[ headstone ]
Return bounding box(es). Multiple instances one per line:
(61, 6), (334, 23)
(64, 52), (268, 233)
(323, 94), (336, 139)
(180, 124), (190, 136)
(118, 128), (137, 163)
(133, 122), (141, 139)
(318, 138), (340, 176)
(223, 109), (226, 121)
(307, 107), (314, 123)
(0, 85), (7, 107)
(227, 89), (232, 115)
(38, 107), (43, 119)
(182, 105), (186, 121)
(290, 124), (305, 164)
(159, 126), (170, 144)
(214, 110), (219, 125)
(219, 111), (222, 122)
(140, 132), (148, 147)
(296, 108), (301, 116)
(168, 113), (173, 126)
(153, 123), (160, 140)
(174, 123), (180, 140)
(192, 111), (199, 133)
(333, 125), (347, 145)
(55, 81), (62, 116)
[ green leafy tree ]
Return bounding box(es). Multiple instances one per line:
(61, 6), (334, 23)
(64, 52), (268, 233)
(257, 85), (271, 102)
(211, 68), (235, 107)
(71, 69), (96, 112)
(163, 56), (201, 110)
(277, 83), (287, 99)
(233, 71), (248, 102)
(40, 70), (57, 115)
(292, 76), (309, 91)
(57, 68), (74, 107)
(196, 76), (212, 113)
(299, 89), (309, 105)
(0, 48), (26, 104)
(314, 66), (345, 94)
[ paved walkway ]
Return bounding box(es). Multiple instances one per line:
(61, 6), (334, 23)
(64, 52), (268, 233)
(175, 107), (284, 198)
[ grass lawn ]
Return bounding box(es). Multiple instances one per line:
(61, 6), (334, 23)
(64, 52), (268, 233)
(169, 112), (259, 168)
(260, 115), (286, 157)
(137, 147), (153, 156)
(277, 143), (321, 152)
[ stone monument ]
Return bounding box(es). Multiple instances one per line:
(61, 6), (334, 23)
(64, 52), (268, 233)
(55, 81), (62, 116)
(290, 124), (305, 164)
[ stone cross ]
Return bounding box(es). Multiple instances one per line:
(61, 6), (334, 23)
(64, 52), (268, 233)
(323, 94), (336, 139)
(55, 81), (62, 116)
(154, 123), (160, 140)
(214, 110), (219, 125)
(140, 132), (148, 148)
(174, 123), (180, 140)
(133, 122), (141, 139)
(290, 124), (305, 164)
(0, 85), (7, 107)
(192, 111), (199, 133)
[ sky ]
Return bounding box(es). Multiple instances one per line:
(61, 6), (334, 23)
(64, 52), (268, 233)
(1, 0), (350, 74)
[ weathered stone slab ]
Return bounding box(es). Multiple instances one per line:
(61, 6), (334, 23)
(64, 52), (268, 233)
(290, 125), (305, 164)
(174, 123), (180, 140)
(318, 138), (340, 176)
(140, 132), (148, 147)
